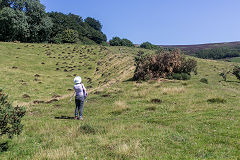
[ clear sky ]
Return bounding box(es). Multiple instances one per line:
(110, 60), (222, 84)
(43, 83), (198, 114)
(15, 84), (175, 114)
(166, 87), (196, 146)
(40, 0), (240, 45)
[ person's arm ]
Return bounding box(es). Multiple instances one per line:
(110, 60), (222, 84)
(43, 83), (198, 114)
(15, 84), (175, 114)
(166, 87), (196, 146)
(82, 84), (87, 95)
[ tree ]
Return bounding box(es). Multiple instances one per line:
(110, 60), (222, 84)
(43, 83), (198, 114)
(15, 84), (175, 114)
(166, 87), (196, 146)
(140, 42), (156, 49)
(85, 17), (102, 31)
(121, 38), (134, 47)
(109, 37), (121, 46)
(23, 0), (53, 42)
(48, 12), (106, 44)
(0, 0), (11, 9)
(0, 7), (29, 41)
(0, 0), (53, 42)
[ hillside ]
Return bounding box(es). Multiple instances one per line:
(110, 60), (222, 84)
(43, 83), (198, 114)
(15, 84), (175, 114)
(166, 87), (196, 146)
(0, 42), (240, 159)
(160, 41), (240, 55)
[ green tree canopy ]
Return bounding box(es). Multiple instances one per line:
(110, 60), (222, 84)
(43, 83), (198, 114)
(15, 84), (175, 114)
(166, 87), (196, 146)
(85, 17), (102, 31)
(121, 38), (134, 47)
(109, 37), (121, 46)
(140, 42), (155, 49)
(0, 7), (29, 41)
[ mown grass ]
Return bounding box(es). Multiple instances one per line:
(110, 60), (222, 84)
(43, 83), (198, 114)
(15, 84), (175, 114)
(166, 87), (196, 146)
(0, 42), (240, 159)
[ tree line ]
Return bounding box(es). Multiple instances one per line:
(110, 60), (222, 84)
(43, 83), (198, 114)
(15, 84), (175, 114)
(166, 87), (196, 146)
(195, 47), (240, 59)
(0, 0), (107, 44)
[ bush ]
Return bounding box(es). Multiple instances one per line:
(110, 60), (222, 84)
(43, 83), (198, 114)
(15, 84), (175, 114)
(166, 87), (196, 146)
(62, 29), (79, 43)
(232, 65), (240, 80)
(133, 49), (197, 81)
(109, 37), (134, 47)
(200, 78), (208, 84)
(170, 73), (191, 80)
(0, 89), (26, 139)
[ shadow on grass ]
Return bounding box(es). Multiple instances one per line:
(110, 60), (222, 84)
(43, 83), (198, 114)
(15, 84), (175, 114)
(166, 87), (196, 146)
(226, 80), (240, 83)
(123, 77), (134, 82)
(54, 116), (75, 120)
(0, 142), (8, 152)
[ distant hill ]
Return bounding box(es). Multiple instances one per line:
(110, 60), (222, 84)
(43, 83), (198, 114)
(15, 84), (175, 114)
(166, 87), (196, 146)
(159, 41), (240, 55)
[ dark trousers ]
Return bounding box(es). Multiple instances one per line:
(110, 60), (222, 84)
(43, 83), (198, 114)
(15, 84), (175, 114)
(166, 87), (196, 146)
(75, 97), (84, 118)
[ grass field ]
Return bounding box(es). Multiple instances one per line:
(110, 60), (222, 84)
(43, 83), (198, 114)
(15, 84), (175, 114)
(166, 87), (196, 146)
(227, 57), (240, 63)
(0, 42), (240, 159)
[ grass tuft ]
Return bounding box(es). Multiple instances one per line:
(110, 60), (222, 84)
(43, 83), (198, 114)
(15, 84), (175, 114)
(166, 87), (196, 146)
(79, 124), (96, 134)
(207, 98), (226, 103)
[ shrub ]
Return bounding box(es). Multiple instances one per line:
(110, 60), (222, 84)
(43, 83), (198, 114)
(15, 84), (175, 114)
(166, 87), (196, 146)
(200, 78), (208, 84)
(181, 73), (191, 80)
(232, 65), (240, 80)
(133, 49), (197, 81)
(62, 29), (79, 43)
(207, 98), (226, 103)
(0, 89), (26, 139)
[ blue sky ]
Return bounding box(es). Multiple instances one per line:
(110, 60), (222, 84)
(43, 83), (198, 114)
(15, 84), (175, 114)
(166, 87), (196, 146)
(41, 0), (240, 45)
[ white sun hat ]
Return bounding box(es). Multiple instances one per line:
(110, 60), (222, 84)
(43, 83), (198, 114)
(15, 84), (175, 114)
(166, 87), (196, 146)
(74, 76), (82, 84)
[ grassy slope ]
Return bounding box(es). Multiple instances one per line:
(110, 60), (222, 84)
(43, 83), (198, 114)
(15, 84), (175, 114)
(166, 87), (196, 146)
(227, 57), (240, 63)
(0, 42), (240, 159)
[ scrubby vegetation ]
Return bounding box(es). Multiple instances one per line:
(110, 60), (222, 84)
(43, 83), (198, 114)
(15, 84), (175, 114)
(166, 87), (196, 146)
(133, 49), (197, 81)
(0, 89), (26, 138)
(0, 89), (25, 151)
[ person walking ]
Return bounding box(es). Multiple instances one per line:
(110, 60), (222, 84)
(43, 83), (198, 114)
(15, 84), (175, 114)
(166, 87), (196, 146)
(73, 76), (87, 120)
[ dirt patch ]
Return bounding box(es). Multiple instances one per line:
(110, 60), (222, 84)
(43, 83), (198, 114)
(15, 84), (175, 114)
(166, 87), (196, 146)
(12, 66), (18, 69)
(102, 94), (110, 97)
(52, 94), (61, 98)
(151, 99), (162, 104)
(22, 82), (28, 86)
(33, 100), (45, 104)
(22, 94), (30, 99)
(46, 99), (58, 104)
(54, 104), (61, 108)
(94, 91), (102, 95)
(87, 78), (92, 83)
